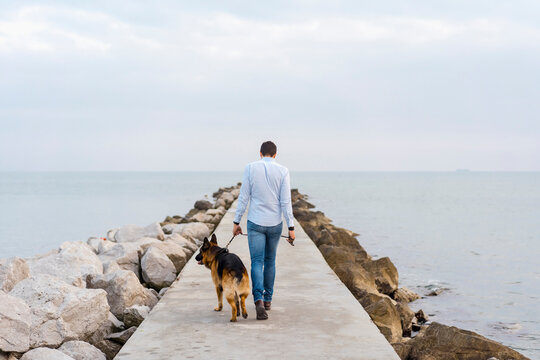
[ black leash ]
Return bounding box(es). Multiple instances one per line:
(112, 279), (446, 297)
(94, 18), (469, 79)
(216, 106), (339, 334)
(223, 233), (294, 250)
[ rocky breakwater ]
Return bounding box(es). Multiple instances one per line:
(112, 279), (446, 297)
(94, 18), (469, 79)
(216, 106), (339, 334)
(0, 184), (240, 360)
(291, 189), (529, 360)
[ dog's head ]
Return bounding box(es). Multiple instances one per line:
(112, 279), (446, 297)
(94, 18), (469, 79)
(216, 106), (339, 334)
(195, 233), (218, 268)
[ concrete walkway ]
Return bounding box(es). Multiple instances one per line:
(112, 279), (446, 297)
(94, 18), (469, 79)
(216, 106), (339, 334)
(115, 202), (400, 360)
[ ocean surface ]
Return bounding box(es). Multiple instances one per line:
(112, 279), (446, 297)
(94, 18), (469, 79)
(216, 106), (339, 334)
(0, 171), (538, 358)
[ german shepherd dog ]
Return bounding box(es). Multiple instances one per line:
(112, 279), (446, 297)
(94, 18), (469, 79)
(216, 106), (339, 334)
(195, 234), (250, 322)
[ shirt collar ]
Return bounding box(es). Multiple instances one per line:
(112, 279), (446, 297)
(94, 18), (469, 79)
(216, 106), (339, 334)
(261, 157), (275, 162)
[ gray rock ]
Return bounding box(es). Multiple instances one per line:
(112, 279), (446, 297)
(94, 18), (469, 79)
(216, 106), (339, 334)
(158, 287), (169, 298)
(86, 237), (102, 253)
(114, 223), (164, 243)
(194, 199), (213, 210)
(141, 246), (177, 290)
(140, 240), (187, 273)
(58, 340), (106, 360)
(165, 233), (198, 254)
(0, 257), (30, 292)
(0, 351), (17, 360)
(123, 305), (150, 328)
(0, 292), (31, 353)
(98, 243), (141, 278)
(106, 228), (118, 242)
(86, 311), (124, 346)
(97, 240), (116, 254)
(26, 241), (103, 287)
(105, 326), (137, 345)
(176, 223), (210, 243)
(20, 348), (75, 360)
(86, 270), (158, 320)
(10, 274), (110, 348)
(102, 261), (121, 274)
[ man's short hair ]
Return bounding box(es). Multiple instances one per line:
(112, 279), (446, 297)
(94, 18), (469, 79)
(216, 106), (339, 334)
(260, 141), (277, 156)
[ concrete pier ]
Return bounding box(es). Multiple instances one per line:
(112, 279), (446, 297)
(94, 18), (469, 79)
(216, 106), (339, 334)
(115, 202), (400, 360)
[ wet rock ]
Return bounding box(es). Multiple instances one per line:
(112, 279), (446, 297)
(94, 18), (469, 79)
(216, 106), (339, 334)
(105, 326), (137, 345)
(26, 241), (103, 287)
(86, 270), (158, 320)
(0, 292), (31, 353)
(365, 297), (402, 343)
(415, 309), (428, 324)
(362, 257), (399, 295)
(20, 348), (75, 360)
(94, 339), (122, 360)
(9, 274), (109, 348)
(113, 222), (164, 243)
(141, 246), (177, 290)
(426, 288), (443, 296)
(123, 305), (150, 328)
(0, 257), (30, 292)
(396, 302), (415, 337)
(404, 322), (529, 360)
(194, 200), (213, 210)
(392, 287), (421, 303)
(58, 340), (106, 360)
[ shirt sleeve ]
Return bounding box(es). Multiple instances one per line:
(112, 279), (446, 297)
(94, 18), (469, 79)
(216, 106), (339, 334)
(234, 164), (251, 224)
(279, 169), (295, 228)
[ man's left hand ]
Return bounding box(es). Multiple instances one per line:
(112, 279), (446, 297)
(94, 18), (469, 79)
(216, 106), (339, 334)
(233, 223), (243, 236)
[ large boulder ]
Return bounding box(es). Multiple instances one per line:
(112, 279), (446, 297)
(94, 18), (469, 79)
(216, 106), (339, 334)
(105, 326), (137, 345)
(189, 212), (215, 223)
(20, 348), (75, 360)
(0, 257), (30, 292)
(365, 297), (402, 343)
(165, 233), (198, 255)
(318, 244), (369, 269)
(396, 302), (415, 337)
(392, 287), (421, 303)
(141, 246), (177, 290)
(26, 241), (103, 287)
(218, 192), (235, 205)
(9, 274), (110, 348)
(86, 312), (124, 346)
(163, 223), (210, 243)
(94, 339), (122, 360)
(139, 240), (188, 273)
(332, 263), (378, 300)
(86, 270), (158, 320)
(0, 292), (31, 353)
(58, 340), (106, 360)
(403, 322), (529, 360)
(123, 305), (150, 328)
(113, 223), (164, 243)
(98, 243), (141, 278)
(362, 257), (399, 295)
(194, 199), (213, 210)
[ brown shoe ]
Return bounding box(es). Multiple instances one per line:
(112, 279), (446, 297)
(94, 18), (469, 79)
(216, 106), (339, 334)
(264, 301), (271, 310)
(255, 300), (268, 320)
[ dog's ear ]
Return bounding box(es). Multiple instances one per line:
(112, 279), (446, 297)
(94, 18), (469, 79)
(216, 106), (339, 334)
(210, 233), (217, 244)
(202, 237), (210, 249)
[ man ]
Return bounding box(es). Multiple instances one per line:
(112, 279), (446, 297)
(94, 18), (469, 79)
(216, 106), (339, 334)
(233, 141), (295, 320)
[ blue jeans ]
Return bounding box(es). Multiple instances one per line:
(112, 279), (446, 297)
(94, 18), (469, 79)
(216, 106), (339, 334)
(247, 220), (282, 303)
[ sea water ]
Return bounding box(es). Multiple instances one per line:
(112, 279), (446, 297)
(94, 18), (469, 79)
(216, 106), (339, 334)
(0, 171), (538, 357)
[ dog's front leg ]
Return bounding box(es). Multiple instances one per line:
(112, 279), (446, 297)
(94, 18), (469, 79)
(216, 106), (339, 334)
(214, 285), (223, 311)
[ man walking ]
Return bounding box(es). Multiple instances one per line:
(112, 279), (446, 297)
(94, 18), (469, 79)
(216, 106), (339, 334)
(233, 141), (295, 320)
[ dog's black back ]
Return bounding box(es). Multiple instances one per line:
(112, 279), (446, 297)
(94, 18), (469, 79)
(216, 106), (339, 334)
(215, 249), (246, 283)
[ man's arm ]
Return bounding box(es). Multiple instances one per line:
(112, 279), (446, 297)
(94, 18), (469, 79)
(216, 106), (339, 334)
(279, 169), (295, 239)
(233, 164), (251, 234)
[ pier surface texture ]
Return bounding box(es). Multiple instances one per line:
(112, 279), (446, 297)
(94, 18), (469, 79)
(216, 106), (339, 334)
(115, 201), (400, 360)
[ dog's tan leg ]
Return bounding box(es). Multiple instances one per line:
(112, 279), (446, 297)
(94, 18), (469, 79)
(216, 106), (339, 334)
(234, 291), (240, 317)
(214, 285), (223, 311)
(240, 293), (248, 319)
(226, 294), (237, 322)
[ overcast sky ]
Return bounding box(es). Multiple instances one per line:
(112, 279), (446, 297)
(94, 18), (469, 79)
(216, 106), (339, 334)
(1, 1), (539, 171)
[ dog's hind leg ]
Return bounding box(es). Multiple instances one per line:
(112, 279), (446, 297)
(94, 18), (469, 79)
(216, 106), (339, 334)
(234, 291), (240, 317)
(240, 292), (248, 319)
(214, 285), (223, 311)
(225, 290), (238, 322)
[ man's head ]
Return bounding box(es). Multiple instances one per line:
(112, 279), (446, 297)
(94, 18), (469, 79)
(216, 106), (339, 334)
(260, 141), (277, 158)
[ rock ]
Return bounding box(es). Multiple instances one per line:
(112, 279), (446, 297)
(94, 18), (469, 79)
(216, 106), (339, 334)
(98, 243), (141, 278)
(158, 287), (168, 298)
(331, 263), (378, 299)
(58, 340), (106, 360)
(105, 326), (137, 345)
(26, 241), (103, 287)
(427, 288), (443, 296)
(0, 292), (31, 353)
(206, 208), (225, 216)
(194, 199), (213, 210)
(9, 274), (110, 348)
(165, 223), (210, 243)
(405, 322), (529, 360)
(165, 233), (198, 255)
(292, 198), (315, 209)
(396, 302), (415, 337)
(123, 305), (150, 328)
(141, 246), (177, 290)
(415, 309), (428, 324)
(293, 209), (332, 228)
(0, 351), (18, 360)
(365, 297), (402, 343)
(20, 348), (75, 360)
(86, 237), (102, 253)
(86, 270), (158, 320)
(219, 192), (235, 205)
(392, 287), (421, 303)
(97, 240), (116, 254)
(113, 222), (165, 243)
(214, 198), (226, 208)
(189, 212), (215, 223)
(139, 240), (188, 273)
(318, 244), (369, 269)
(106, 228), (118, 242)
(0, 257), (30, 292)
(362, 257), (399, 295)
(102, 261), (121, 274)
(94, 339), (122, 360)
(86, 311), (125, 346)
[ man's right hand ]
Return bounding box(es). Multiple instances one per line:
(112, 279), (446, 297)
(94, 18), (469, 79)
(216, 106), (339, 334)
(288, 230), (295, 242)
(233, 223), (243, 236)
